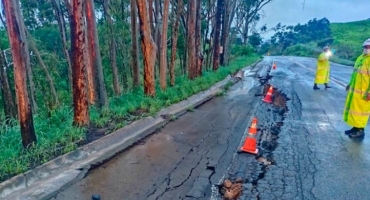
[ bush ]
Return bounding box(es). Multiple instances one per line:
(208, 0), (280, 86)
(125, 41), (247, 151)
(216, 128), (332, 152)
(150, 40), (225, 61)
(230, 45), (255, 57)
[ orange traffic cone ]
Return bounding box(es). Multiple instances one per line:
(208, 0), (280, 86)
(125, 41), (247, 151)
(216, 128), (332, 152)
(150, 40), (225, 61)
(240, 118), (259, 154)
(262, 86), (273, 103)
(272, 62), (276, 70)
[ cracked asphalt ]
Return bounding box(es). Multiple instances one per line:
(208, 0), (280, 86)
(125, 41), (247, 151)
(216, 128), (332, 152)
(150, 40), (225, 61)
(52, 56), (370, 200)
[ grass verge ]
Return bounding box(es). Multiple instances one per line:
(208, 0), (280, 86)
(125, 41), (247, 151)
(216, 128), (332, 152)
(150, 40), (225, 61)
(0, 54), (260, 183)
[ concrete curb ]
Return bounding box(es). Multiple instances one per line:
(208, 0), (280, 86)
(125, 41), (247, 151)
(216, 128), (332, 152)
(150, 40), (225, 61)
(0, 59), (261, 200)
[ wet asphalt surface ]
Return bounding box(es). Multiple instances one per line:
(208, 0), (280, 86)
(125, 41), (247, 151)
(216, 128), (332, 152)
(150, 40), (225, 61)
(52, 56), (370, 200)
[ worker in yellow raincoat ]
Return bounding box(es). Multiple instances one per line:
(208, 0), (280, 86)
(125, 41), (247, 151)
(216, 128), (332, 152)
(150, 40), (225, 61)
(343, 38), (370, 138)
(313, 46), (332, 90)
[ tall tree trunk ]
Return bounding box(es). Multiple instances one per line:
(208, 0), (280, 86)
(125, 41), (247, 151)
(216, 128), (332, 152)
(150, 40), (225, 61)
(148, 0), (155, 38)
(86, 0), (108, 107)
(84, 20), (95, 105)
(187, 0), (196, 79)
(71, 0), (89, 126)
(159, 0), (170, 90)
(14, 1), (38, 112)
(136, 0), (157, 97)
(220, 0), (230, 66)
(0, 48), (17, 119)
(213, 0), (224, 71)
(3, 0), (37, 147)
(130, 0), (140, 87)
(195, 0), (203, 76)
(169, 0), (183, 86)
(153, 0), (161, 79)
(204, 0), (216, 70)
(26, 30), (59, 106)
(51, 0), (73, 91)
(103, 0), (120, 95)
(222, 0), (237, 65)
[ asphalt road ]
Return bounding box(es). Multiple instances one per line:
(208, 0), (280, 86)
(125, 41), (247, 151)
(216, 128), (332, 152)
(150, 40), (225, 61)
(52, 56), (370, 200)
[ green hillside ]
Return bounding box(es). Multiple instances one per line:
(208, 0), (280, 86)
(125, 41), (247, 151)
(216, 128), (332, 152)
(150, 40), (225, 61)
(330, 19), (370, 61)
(330, 20), (370, 47)
(269, 18), (370, 65)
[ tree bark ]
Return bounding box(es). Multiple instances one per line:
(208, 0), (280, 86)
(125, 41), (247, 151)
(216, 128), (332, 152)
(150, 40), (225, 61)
(70, 0), (89, 126)
(222, 0), (237, 65)
(130, 0), (140, 87)
(213, 0), (224, 71)
(0, 48), (16, 120)
(51, 0), (73, 91)
(13, 1), (39, 112)
(86, 0), (108, 107)
(220, 0), (230, 65)
(169, 0), (183, 86)
(3, 0), (37, 147)
(84, 18), (95, 105)
(204, 0), (216, 70)
(195, 0), (203, 76)
(187, 0), (196, 79)
(103, 0), (120, 95)
(159, 0), (170, 90)
(136, 0), (157, 97)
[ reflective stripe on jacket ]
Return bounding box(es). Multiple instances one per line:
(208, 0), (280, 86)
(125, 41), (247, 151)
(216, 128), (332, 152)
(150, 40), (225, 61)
(314, 52), (330, 84)
(343, 54), (370, 127)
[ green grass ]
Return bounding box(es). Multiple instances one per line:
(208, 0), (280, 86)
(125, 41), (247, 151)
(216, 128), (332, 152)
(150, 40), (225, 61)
(330, 20), (370, 62)
(0, 54), (260, 183)
(330, 20), (370, 48)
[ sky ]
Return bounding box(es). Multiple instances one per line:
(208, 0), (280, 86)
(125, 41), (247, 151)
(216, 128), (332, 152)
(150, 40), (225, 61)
(257, 0), (369, 38)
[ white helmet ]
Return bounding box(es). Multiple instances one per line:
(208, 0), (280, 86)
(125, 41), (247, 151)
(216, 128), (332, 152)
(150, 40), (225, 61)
(362, 38), (370, 47)
(323, 46), (329, 50)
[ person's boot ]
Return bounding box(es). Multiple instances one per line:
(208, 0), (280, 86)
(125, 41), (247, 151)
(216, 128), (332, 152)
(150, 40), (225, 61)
(345, 127), (357, 135)
(349, 128), (365, 138)
(325, 83), (331, 89)
(313, 84), (320, 90)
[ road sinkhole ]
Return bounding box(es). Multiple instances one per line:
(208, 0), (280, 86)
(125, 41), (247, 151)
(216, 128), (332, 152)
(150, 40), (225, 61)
(218, 81), (289, 200)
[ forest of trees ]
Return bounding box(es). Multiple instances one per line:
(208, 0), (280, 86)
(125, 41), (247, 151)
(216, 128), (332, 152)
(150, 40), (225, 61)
(0, 0), (274, 150)
(260, 18), (333, 54)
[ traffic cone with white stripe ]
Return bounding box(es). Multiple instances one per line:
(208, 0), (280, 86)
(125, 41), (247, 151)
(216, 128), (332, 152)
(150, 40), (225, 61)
(239, 118), (259, 154)
(262, 86), (274, 103)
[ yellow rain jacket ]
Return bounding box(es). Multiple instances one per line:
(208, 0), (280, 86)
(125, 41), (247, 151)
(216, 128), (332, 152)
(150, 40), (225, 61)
(314, 52), (330, 84)
(343, 54), (370, 127)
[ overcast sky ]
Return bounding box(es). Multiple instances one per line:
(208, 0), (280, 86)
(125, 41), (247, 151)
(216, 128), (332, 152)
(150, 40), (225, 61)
(258, 0), (369, 38)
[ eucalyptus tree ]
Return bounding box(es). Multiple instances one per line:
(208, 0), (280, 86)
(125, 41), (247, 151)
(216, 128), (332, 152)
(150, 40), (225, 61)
(86, 0), (108, 107)
(220, 0), (238, 65)
(169, 0), (183, 86)
(3, 0), (37, 147)
(136, 0), (157, 97)
(187, 0), (197, 79)
(212, 0), (224, 71)
(159, 0), (170, 90)
(235, 0), (274, 44)
(130, 0), (140, 87)
(70, 0), (89, 126)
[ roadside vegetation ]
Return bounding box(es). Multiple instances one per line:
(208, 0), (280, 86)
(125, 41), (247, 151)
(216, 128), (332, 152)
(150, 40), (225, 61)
(0, 0), (275, 184)
(259, 18), (370, 66)
(0, 53), (259, 182)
